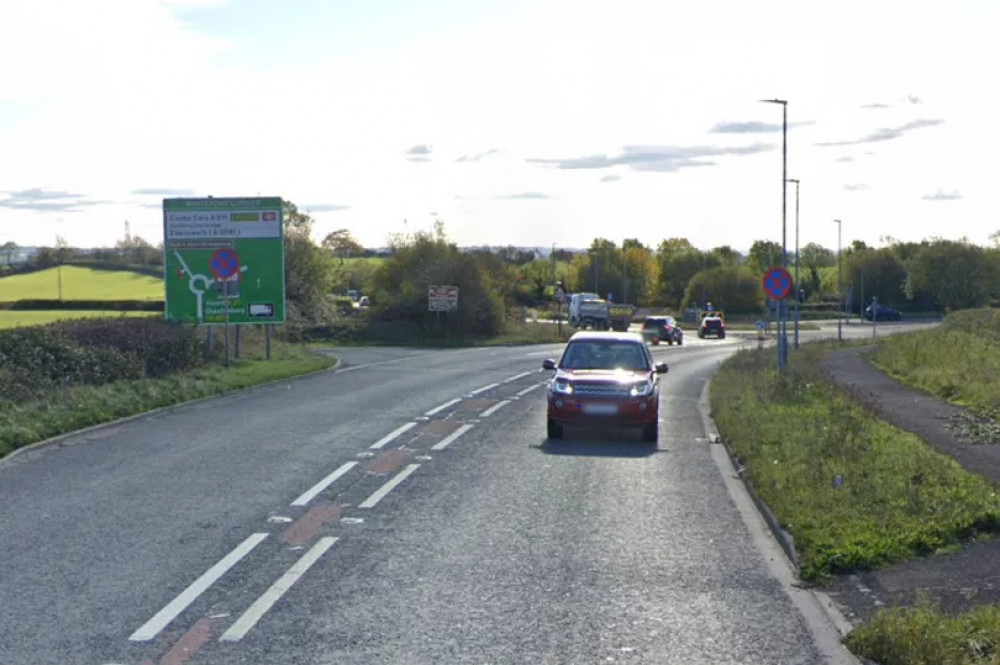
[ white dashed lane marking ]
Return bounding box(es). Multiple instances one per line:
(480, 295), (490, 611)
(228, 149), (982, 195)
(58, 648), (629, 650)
(424, 398), (461, 417)
(290, 461), (359, 506)
(370, 421), (418, 449)
(359, 464), (422, 508)
(430, 424), (474, 451)
(479, 400), (510, 418)
(219, 537), (339, 642)
(129, 533), (269, 642)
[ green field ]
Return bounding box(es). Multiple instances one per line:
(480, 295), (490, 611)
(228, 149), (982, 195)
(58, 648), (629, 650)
(0, 310), (158, 329)
(0, 266), (163, 301)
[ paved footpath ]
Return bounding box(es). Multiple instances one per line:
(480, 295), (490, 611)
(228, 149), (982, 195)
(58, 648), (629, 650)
(819, 347), (1000, 624)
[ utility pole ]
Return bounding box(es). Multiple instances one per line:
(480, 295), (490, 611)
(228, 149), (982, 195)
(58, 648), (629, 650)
(834, 219), (843, 341)
(761, 98), (789, 370)
(787, 178), (800, 348)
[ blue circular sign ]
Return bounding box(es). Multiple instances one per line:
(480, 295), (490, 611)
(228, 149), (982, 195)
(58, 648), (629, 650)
(762, 267), (792, 300)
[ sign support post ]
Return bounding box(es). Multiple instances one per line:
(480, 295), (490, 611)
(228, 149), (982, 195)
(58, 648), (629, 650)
(762, 267), (793, 371)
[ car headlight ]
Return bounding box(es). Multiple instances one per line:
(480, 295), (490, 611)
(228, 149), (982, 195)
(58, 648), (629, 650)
(552, 380), (574, 395)
(630, 381), (654, 397)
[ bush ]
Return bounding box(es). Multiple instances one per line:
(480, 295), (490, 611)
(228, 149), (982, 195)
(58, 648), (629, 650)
(0, 318), (203, 404)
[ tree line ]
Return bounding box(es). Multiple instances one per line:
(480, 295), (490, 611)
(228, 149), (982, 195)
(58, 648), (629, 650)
(7, 202), (999, 334)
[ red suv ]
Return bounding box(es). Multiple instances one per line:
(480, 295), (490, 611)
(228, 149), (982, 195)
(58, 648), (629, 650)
(542, 331), (668, 442)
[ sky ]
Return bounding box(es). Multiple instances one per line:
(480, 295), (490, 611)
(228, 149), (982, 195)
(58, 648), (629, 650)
(1, 0), (998, 255)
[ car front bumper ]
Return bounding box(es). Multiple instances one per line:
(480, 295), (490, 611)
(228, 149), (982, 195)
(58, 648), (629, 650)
(547, 394), (659, 426)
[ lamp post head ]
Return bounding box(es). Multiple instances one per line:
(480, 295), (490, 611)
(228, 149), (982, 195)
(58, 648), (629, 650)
(786, 178), (799, 184)
(759, 98), (787, 106)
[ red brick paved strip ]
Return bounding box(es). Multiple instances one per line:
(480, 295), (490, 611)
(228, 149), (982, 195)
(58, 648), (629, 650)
(367, 448), (408, 474)
(282, 504), (342, 545)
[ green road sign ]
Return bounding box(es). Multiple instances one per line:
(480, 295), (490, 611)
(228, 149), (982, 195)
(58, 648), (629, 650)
(163, 197), (285, 325)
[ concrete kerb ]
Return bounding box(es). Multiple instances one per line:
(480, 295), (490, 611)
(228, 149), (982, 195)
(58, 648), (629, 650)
(1, 354), (342, 465)
(699, 376), (862, 662)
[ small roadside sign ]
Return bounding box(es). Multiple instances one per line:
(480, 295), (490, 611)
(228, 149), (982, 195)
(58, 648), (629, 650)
(762, 267), (792, 300)
(428, 285), (459, 312)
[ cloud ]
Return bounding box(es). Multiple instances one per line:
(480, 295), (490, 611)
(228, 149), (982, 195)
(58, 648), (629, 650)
(456, 148), (499, 162)
(843, 183), (868, 191)
(528, 143), (773, 172)
(861, 103), (891, 110)
(405, 144), (432, 162)
(495, 192), (549, 200)
(816, 118), (944, 146)
(131, 187), (196, 196)
(709, 121), (813, 134)
(0, 188), (107, 212)
(600, 175), (621, 183)
(835, 156), (855, 163)
(922, 189), (961, 201)
(304, 203), (352, 212)
(907, 95), (922, 104)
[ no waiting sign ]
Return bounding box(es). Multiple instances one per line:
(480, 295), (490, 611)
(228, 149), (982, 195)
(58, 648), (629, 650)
(428, 285), (459, 311)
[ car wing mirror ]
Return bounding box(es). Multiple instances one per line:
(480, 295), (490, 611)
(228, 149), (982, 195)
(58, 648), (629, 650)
(655, 362), (668, 374)
(542, 359), (556, 370)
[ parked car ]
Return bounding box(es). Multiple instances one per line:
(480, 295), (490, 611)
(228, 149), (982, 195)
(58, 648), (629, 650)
(698, 315), (726, 339)
(541, 331), (668, 443)
(864, 304), (902, 321)
(641, 316), (683, 345)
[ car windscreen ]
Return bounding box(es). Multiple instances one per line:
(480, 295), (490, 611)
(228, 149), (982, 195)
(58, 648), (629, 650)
(559, 341), (650, 371)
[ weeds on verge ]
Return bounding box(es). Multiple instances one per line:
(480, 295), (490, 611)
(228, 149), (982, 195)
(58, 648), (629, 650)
(845, 596), (1000, 665)
(710, 342), (1000, 582)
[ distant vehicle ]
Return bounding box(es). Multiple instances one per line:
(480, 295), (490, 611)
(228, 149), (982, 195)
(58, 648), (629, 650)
(865, 304), (901, 321)
(607, 303), (635, 332)
(542, 331), (668, 442)
(641, 316), (683, 346)
(698, 315), (726, 339)
(568, 292), (610, 329)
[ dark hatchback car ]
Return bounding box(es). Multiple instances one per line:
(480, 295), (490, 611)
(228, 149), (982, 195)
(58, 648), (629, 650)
(864, 304), (902, 321)
(641, 316), (683, 345)
(542, 331), (668, 442)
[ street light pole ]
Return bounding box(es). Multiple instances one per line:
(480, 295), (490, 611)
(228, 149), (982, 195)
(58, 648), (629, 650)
(834, 218), (843, 341)
(787, 178), (800, 348)
(761, 98), (788, 370)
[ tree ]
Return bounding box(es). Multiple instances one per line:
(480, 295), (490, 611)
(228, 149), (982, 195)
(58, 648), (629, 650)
(322, 229), (365, 265)
(370, 222), (506, 336)
(682, 266), (763, 314)
(0, 241), (17, 268)
(654, 238), (702, 309)
(845, 247), (907, 312)
(746, 239), (783, 276)
(904, 239), (996, 311)
(282, 201), (337, 319)
(799, 242), (835, 270)
(708, 245), (742, 267)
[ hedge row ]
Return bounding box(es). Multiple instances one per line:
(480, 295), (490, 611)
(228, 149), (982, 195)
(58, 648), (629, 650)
(0, 299), (164, 311)
(0, 319), (202, 404)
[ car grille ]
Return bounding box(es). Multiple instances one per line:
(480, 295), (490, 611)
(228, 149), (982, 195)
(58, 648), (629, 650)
(572, 382), (630, 397)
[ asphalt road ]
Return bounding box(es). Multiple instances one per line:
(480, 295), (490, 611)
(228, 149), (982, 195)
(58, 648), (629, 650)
(0, 332), (873, 665)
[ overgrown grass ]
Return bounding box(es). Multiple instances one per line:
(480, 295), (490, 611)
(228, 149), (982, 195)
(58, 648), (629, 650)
(845, 597), (1000, 665)
(0, 340), (334, 457)
(874, 309), (1000, 416)
(0, 265), (162, 301)
(0, 310), (158, 329)
(710, 342), (1000, 582)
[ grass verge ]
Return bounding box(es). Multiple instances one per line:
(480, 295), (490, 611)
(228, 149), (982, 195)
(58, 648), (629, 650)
(844, 597), (1000, 665)
(710, 341), (1000, 582)
(873, 309), (1000, 418)
(0, 341), (335, 457)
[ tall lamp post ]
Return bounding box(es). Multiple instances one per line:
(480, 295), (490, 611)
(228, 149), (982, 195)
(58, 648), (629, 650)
(834, 218), (843, 341)
(787, 178), (800, 348)
(761, 98), (788, 370)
